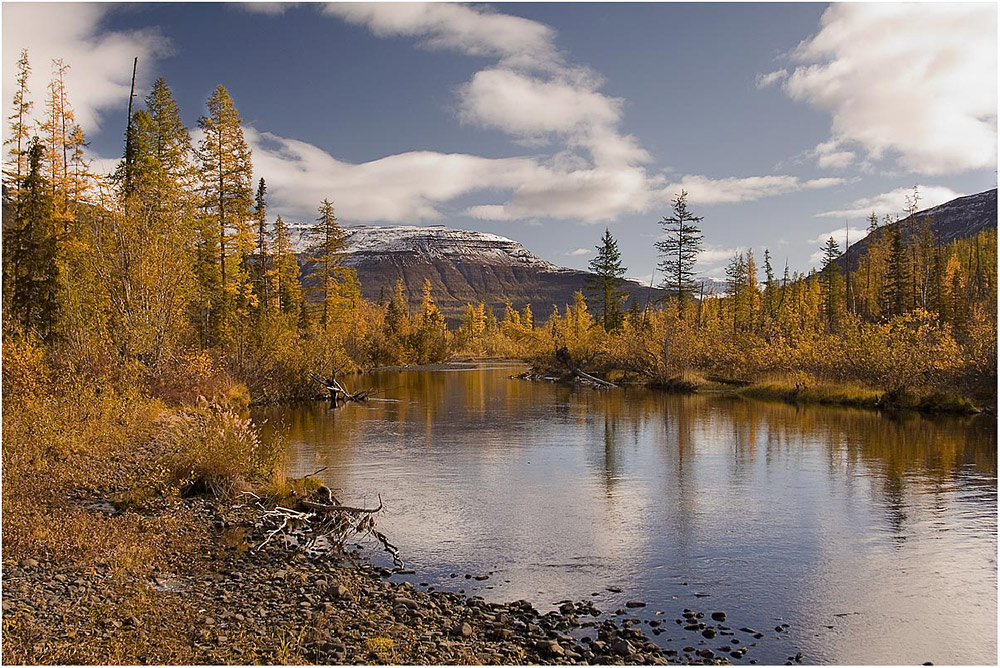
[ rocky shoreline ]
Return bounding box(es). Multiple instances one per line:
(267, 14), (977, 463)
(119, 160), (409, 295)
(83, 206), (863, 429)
(1, 494), (798, 665)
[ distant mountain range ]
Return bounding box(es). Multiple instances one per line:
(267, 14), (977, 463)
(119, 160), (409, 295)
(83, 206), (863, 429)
(319, 225), (667, 321)
(289, 188), (995, 320)
(834, 188), (997, 274)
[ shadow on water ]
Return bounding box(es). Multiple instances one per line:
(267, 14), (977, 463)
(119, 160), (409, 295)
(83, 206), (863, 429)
(255, 364), (997, 665)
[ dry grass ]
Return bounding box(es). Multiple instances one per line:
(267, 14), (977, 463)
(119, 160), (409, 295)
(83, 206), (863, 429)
(739, 373), (883, 409)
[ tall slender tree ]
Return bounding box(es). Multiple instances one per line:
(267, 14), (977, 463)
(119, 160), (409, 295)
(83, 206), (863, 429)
(586, 227), (628, 331)
(656, 190), (703, 314)
(197, 85), (253, 301)
(4, 49), (33, 202)
(306, 198), (348, 326)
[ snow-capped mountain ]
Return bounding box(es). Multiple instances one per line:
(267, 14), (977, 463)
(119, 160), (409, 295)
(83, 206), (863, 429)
(296, 224), (665, 321)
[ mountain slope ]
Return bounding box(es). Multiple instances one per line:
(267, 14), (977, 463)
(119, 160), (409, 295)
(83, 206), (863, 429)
(835, 188), (997, 273)
(328, 225), (666, 320)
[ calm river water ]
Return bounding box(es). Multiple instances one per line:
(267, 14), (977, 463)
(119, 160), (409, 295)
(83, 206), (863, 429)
(254, 363), (997, 665)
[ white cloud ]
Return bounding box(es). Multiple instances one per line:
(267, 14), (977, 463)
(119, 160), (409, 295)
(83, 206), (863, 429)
(775, 3), (997, 175)
(566, 248), (592, 257)
(239, 3), (299, 16)
(2, 4), (170, 138)
(246, 128), (545, 222)
(323, 2), (562, 72)
(816, 185), (963, 219)
(322, 2), (658, 222)
(457, 68), (621, 141)
(696, 245), (747, 267)
(662, 174), (845, 205)
(755, 69), (787, 89)
(810, 139), (856, 170)
(810, 226), (871, 246)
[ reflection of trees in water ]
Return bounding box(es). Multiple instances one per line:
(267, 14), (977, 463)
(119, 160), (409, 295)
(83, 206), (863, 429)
(256, 368), (996, 539)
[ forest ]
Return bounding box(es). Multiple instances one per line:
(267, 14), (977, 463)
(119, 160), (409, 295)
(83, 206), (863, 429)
(2, 49), (997, 665)
(4, 56), (996, 415)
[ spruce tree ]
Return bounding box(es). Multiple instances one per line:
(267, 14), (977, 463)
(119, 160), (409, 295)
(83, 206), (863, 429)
(586, 227), (628, 331)
(886, 227), (911, 316)
(6, 139), (60, 337)
(253, 178), (270, 312)
(306, 198), (348, 326)
(821, 236), (843, 330)
(656, 190), (703, 314)
(271, 214), (303, 316)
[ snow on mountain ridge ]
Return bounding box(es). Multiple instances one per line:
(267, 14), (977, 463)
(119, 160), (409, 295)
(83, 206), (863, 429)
(290, 223), (567, 272)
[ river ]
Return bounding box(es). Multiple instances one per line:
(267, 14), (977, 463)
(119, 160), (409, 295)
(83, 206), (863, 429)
(254, 362), (997, 665)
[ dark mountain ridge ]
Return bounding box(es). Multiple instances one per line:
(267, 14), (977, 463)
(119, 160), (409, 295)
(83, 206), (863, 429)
(835, 188), (997, 274)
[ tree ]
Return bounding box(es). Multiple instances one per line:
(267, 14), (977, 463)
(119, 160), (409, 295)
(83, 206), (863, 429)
(586, 227), (628, 331)
(886, 226), (911, 316)
(656, 190), (703, 314)
(4, 49), (33, 202)
(197, 85), (253, 301)
(821, 236), (844, 330)
(253, 178), (270, 312)
(4, 139), (60, 337)
(306, 198), (348, 326)
(271, 214), (303, 317)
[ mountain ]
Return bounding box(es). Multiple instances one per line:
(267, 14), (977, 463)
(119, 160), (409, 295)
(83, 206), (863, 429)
(835, 188), (997, 274)
(306, 225), (667, 321)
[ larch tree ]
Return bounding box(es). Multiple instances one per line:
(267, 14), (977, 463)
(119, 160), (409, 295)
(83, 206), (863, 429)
(197, 85), (254, 310)
(656, 190), (703, 314)
(4, 49), (33, 205)
(586, 227), (628, 331)
(93, 76), (198, 362)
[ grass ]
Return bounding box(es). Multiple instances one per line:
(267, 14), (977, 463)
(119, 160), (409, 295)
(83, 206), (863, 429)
(737, 373), (980, 414)
(0, 335), (293, 664)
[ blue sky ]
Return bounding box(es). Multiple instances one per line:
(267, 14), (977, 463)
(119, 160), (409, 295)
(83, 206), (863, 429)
(3, 2), (997, 280)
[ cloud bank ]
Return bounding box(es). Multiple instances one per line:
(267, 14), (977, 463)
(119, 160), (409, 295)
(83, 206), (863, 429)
(2, 4), (169, 137)
(763, 3), (997, 175)
(816, 185), (964, 220)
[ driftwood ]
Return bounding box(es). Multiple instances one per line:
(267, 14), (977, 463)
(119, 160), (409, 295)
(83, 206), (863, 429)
(244, 487), (402, 569)
(310, 372), (371, 406)
(555, 346), (616, 389)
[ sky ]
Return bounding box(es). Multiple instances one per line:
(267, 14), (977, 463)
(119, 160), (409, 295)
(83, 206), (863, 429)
(2, 2), (997, 280)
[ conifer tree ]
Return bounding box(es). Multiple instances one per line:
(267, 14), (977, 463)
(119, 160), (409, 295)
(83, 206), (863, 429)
(197, 85), (253, 301)
(4, 49), (33, 202)
(586, 227), (628, 331)
(271, 214), (303, 316)
(306, 198), (348, 326)
(821, 236), (844, 330)
(886, 227), (911, 316)
(656, 190), (703, 314)
(253, 178), (270, 312)
(5, 139), (60, 337)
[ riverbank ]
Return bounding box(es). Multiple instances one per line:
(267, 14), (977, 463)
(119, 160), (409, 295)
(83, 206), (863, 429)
(522, 359), (987, 416)
(3, 484), (739, 665)
(3, 346), (739, 665)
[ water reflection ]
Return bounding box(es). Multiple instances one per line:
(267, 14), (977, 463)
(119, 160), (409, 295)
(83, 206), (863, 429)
(255, 364), (996, 665)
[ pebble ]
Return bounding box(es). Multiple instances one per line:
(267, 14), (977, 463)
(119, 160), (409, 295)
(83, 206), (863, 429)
(625, 600), (646, 608)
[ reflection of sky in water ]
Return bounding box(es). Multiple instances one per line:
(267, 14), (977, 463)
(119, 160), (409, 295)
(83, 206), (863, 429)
(256, 364), (997, 665)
